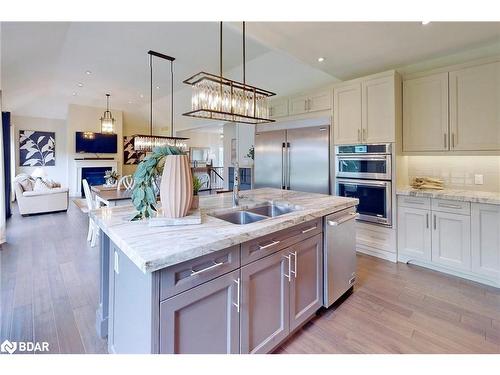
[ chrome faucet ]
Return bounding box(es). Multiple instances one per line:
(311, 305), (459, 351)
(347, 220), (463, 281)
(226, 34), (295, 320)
(232, 162), (240, 206)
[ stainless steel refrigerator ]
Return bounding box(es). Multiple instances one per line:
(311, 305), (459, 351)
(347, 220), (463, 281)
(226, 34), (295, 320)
(254, 125), (330, 194)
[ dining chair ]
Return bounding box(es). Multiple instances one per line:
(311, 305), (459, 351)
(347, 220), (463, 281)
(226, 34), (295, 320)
(117, 175), (135, 191)
(82, 179), (99, 247)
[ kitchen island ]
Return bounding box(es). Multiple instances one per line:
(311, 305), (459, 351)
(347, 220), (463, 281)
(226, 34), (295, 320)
(91, 188), (358, 354)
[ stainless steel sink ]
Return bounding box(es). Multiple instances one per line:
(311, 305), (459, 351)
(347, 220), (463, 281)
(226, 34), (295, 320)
(211, 211), (268, 225)
(246, 204), (296, 218)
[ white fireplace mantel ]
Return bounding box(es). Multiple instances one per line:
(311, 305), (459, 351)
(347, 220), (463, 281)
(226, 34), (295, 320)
(72, 159), (118, 197)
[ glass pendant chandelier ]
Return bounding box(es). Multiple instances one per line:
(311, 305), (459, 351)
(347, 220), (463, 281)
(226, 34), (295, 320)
(183, 22), (276, 125)
(100, 94), (115, 134)
(133, 50), (188, 152)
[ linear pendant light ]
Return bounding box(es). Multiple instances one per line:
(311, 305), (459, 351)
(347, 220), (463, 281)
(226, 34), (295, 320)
(182, 22), (276, 125)
(100, 93), (115, 134)
(133, 50), (188, 152)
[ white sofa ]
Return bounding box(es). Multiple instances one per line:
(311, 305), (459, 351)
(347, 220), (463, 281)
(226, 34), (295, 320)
(14, 181), (69, 216)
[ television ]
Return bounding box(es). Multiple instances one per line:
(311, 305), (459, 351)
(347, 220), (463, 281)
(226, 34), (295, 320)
(75, 132), (117, 153)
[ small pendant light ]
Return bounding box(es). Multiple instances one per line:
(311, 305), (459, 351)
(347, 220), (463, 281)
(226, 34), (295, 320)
(100, 93), (115, 134)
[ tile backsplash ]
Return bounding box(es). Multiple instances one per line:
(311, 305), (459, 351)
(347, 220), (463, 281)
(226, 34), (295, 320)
(406, 156), (500, 192)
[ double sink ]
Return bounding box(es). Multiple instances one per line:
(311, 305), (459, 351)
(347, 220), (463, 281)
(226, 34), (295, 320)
(210, 203), (298, 225)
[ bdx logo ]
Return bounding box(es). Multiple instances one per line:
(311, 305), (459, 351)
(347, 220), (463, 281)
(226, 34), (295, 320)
(1, 340), (17, 354)
(1, 340), (49, 354)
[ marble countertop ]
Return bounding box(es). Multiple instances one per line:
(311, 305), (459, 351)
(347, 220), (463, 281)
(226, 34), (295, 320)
(91, 188), (358, 273)
(396, 187), (500, 205)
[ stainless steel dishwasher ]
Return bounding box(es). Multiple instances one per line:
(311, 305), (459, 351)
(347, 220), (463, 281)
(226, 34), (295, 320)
(323, 206), (358, 307)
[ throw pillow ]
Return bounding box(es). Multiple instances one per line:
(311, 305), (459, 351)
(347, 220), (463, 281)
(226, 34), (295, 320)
(33, 178), (51, 192)
(19, 178), (34, 192)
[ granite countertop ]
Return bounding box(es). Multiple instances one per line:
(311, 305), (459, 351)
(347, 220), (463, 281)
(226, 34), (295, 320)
(396, 187), (500, 205)
(91, 188), (358, 273)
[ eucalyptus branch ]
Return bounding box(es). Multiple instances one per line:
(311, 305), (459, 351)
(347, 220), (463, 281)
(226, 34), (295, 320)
(131, 146), (184, 221)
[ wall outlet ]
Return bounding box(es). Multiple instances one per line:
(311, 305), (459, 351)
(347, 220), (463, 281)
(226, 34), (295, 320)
(474, 174), (484, 185)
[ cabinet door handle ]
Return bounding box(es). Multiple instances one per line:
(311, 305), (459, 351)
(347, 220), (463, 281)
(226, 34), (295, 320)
(293, 251), (298, 279)
(452, 133), (455, 148)
(444, 133), (447, 149)
(283, 255), (292, 282)
(438, 203), (463, 210)
(426, 213), (429, 229)
(258, 240), (280, 250)
(363, 128), (367, 141)
(358, 129), (361, 142)
(433, 214), (437, 230)
(232, 278), (240, 313)
(190, 261), (225, 276)
(301, 226), (317, 234)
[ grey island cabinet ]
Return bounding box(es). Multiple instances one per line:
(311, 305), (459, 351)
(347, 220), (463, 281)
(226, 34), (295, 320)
(91, 188), (358, 354)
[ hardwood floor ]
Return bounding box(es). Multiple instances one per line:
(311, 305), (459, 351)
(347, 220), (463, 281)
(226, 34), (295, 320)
(1, 204), (107, 353)
(1, 204), (499, 354)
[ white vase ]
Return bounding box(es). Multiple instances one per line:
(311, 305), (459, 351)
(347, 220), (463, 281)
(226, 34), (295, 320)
(160, 155), (193, 218)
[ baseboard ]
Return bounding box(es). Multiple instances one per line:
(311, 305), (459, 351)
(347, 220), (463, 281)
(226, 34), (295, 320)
(398, 254), (500, 289)
(356, 246), (397, 262)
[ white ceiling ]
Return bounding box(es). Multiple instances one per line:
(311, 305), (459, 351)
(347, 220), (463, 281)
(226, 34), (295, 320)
(0, 22), (335, 130)
(246, 22), (500, 79)
(2, 22), (500, 132)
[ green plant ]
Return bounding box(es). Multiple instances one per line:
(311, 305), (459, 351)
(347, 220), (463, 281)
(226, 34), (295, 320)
(192, 176), (203, 195)
(131, 146), (183, 220)
(104, 170), (119, 184)
(246, 145), (254, 160)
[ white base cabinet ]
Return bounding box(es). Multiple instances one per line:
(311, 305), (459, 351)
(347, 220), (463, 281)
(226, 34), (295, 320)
(431, 211), (471, 271)
(397, 206), (431, 261)
(398, 196), (500, 287)
(471, 204), (500, 280)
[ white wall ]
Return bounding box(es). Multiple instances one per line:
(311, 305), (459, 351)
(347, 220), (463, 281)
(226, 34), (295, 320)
(403, 155), (500, 193)
(176, 128), (223, 167)
(12, 115), (68, 185)
(66, 104), (123, 196)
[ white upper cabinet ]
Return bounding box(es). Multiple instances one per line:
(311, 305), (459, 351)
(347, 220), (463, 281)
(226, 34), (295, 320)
(333, 82), (362, 144)
(289, 94), (309, 116)
(471, 203), (500, 280)
(362, 75), (396, 143)
(269, 97), (289, 119)
(289, 90), (332, 116)
(403, 72), (449, 152)
(449, 61), (500, 151)
(307, 89), (332, 113)
(334, 72), (398, 145)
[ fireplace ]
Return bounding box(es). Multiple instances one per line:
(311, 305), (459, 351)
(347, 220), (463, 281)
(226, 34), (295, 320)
(72, 159), (117, 197)
(81, 167), (109, 197)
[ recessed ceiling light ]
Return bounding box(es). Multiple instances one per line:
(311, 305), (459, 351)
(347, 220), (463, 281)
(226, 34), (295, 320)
(422, 21), (431, 25)
(72, 92), (77, 96)
(318, 57), (325, 62)
(139, 94), (144, 98)
(77, 82), (84, 87)
(85, 70), (92, 75)
(128, 100), (133, 104)
(156, 86), (160, 90)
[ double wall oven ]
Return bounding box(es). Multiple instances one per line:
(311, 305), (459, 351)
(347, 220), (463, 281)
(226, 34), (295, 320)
(335, 144), (392, 226)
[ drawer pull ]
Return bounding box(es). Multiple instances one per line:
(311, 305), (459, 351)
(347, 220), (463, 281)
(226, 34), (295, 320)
(190, 261), (225, 276)
(301, 226), (317, 234)
(258, 240), (280, 250)
(404, 199), (425, 205)
(438, 203), (463, 209)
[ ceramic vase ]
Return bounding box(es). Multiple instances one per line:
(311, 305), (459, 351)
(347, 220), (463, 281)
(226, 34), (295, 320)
(191, 195), (199, 209)
(160, 155), (193, 218)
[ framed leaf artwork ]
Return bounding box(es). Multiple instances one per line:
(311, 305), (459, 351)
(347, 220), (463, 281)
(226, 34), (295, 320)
(123, 136), (146, 165)
(19, 130), (56, 166)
